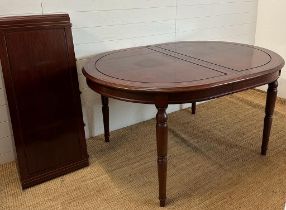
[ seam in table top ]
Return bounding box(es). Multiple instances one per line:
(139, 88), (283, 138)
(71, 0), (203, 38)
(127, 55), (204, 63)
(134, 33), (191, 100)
(153, 42), (272, 72)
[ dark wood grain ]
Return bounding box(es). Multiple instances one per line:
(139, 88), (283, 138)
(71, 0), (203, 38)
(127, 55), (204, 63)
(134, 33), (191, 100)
(101, 95), (110, 142)
(83, 41), (285, 206)
(192, 102), (196, 114)
(83, 42), (284, 94)
(261, 80), (278, 155)
(156, 103), (168, 207)
(0, 14), (89, 189)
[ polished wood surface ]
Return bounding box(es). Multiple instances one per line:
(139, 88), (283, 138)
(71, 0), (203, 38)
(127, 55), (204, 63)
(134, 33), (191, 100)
(83, 42), (284, 94)
(0, 14), (89, 189)
(83, 41), (285, 206)
(192, 102), (196, 115)
(156, 103), (168, 207)
(101, 95), (110, 142)
(261, 80), (278, 155)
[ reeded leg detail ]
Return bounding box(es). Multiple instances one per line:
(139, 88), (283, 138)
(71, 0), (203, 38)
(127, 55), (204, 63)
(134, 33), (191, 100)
(192, 102), (196, 114)
(261, 80), (278, 155)
(101, 95), (110, 142)
(156, 104), (168, 207)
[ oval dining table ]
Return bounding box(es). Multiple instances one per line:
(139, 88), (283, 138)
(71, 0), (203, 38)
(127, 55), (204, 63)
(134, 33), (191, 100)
(83, 41), (285, 207)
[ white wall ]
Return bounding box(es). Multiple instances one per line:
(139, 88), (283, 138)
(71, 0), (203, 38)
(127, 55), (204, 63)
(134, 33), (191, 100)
(0, 0), (258, 164)
(255, 0), (286, 98)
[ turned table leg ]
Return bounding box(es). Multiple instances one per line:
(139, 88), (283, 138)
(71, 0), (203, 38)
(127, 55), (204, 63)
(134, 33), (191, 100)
(156, 104), (168, 207)
(261, 80), (278, 155)
(192, 102), (196, 114)
(101, 95), (110, 142)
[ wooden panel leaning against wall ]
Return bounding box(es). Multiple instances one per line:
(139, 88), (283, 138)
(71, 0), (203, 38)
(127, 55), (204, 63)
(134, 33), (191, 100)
(0, 14), (89, 189)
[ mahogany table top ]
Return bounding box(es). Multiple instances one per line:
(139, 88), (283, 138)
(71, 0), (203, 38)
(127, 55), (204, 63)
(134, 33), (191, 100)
(83, 41), (284, 94)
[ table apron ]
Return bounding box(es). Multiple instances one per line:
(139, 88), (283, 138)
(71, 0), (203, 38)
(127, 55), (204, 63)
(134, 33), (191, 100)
(86, 72), (279, 105)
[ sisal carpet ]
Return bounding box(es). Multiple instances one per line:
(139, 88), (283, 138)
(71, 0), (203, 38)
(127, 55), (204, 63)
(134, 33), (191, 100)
(1, 90), (286, 210)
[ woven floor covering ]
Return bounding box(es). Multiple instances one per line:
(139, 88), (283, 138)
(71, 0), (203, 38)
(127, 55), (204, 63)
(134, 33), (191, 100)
(1, 90), (286, 210)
